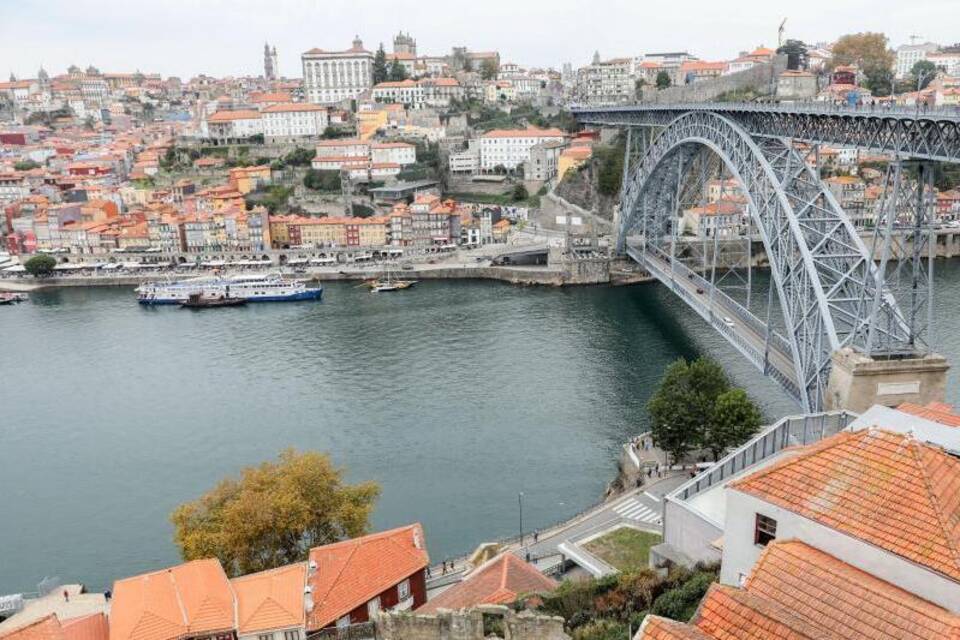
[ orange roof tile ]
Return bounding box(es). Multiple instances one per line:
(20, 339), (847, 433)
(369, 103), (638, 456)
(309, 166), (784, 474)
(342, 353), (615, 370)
(418, 554), (556, 613)
(231, 563), (307, 634)
(745, 541), (960, 640)
(207, 110), (261, 122)
(481, 128), (565, 139)
(695, 584), (828, 639)
(110, 559), (236, 640)
(0, 616), (65, 640)
(898, 402), (960, 427)
(730, 429), (960, 581)
(306, 524), (429, 630)
(262, 103), (327, 113)
(59, 615), (108, 640)
(638, 616), (713, 640)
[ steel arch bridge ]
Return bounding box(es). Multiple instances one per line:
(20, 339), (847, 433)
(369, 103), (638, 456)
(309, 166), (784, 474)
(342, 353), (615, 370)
(572, 104), (960, 411)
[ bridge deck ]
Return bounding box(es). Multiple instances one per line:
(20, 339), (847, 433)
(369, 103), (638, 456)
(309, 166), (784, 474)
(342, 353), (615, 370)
(573, 102), (960, 163)
(626, 242), (803, 405)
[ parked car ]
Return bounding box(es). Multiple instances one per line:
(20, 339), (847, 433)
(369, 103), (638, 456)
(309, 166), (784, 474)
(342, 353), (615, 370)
(722, 316), (735, 328)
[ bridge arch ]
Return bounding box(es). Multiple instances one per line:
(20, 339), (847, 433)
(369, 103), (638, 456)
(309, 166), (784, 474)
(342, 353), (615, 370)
(619, 111), (910, 410)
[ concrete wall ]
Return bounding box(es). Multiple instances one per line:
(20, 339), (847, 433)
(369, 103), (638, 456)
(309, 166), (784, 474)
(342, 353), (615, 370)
(720, 490), (960, 613)
(640, 57), (787, 104)
(659, 498), (723, 567)
(376, 606), (568, 640)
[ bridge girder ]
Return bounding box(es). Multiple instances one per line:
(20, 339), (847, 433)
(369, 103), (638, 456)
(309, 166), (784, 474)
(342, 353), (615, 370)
(620, 111), (914, 411)
(574, 103), (960, 163)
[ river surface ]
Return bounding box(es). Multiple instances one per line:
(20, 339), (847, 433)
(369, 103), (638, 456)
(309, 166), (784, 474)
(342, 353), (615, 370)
(3, 266), (960, 594)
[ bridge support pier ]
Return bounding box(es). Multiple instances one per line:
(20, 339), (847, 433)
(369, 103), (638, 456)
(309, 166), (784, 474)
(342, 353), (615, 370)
(823, 348), (950, 414)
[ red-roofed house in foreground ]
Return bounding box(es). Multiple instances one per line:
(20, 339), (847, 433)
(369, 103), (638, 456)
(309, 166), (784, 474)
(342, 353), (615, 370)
(417, 553), (557, 614)
(306, 524), (429, 631)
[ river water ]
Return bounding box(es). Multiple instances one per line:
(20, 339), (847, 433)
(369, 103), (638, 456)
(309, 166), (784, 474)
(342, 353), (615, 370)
(3, 267), (960, 594)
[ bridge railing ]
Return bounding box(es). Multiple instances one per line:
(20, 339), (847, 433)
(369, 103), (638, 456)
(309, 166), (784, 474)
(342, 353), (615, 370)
(573, 100), (960, 122)
(669, 410), (856, 503)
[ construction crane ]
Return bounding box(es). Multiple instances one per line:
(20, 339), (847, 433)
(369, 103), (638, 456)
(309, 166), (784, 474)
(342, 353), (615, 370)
(778, 18), (787, 47)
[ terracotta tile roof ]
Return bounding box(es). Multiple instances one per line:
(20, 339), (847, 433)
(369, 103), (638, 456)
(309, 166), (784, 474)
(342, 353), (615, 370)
(231, 563), (307, 634)
(306, 524), (429, 630)
(59, 615), (109, 640)
(730, 429), (960, 581)
(746, 541), (960, 640)
(207, 110), (261, 122)
(0, 616), (65, 640)
(481, 128), (565, 139)
(417, 554), (557, 613)
(695, 584), (829, 639)
(898, 402), (960, 427)
(262, 103), (327, 113)
(110, 559), (236, 640)
(638, 616), (713, 640)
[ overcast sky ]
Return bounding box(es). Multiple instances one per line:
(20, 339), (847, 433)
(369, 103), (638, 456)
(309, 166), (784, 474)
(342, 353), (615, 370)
(2, 0), (958, 79)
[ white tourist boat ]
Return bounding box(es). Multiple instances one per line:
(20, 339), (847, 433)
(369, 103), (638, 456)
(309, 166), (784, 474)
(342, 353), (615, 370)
(136, 273), (323, 305)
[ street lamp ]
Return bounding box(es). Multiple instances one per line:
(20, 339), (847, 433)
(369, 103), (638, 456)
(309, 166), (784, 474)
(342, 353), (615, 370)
(518, 492), (524, 548)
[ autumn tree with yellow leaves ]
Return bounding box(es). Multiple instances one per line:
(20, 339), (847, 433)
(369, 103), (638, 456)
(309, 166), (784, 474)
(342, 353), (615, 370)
(171, 449), (380, 576)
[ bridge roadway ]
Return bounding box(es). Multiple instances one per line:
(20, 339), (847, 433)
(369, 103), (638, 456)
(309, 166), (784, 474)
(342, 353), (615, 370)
(571, 101), (960, 162)
(626, 241), (803, 403)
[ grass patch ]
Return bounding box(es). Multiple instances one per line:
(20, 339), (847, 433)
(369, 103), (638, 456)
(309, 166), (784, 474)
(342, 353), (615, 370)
(583, 527), (661, 572)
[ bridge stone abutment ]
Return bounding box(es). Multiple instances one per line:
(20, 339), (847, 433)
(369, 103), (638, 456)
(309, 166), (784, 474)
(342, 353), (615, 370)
(824, 348), (950, 413)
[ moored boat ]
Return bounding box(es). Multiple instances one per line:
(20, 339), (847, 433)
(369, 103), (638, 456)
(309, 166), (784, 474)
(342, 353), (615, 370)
(180, 293), (247, 309)
(136, 273), (323, 305)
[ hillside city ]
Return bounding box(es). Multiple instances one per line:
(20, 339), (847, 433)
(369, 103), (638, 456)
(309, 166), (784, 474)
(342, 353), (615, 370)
(4, 18), (960, 640)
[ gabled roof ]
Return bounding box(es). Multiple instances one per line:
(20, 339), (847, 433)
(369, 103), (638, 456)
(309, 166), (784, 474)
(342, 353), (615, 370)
(207, 110), (261, 122)
(306, 524), (429, 630)
(746, 541), (960, 640)
(231, 563), (307, 634)
(696, 584), (831, 639)
(637, 616), (712, 640)
(417, 554), (557, 613)
(730, 428), (960, 582)
(1, 614), (109, 640)
(110, 559), (236, 640)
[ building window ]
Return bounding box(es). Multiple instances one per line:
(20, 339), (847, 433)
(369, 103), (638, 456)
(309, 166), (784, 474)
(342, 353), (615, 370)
(367, 596), (380, 618)
(398, 578), (410, 600)
(283, 632), (299, 640)
(754, 513), (777, 546)
(257, 634), (272, 640)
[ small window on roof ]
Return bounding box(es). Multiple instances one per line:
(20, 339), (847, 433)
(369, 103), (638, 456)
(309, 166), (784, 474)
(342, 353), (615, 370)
(754, 513), (777, 546)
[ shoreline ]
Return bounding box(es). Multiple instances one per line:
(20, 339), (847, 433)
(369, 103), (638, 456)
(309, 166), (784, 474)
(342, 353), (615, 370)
(0, 262), (655, 292)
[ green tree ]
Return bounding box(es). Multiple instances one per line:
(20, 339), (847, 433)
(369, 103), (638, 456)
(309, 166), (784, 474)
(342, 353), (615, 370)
(655, 71), (672, 89)
(373, 45), (389, 85)
(646, 357), (730, 464)
(634, 78), (646, 99)
(512, 183), (529, 201)
(777, 39), (809, 71)
(704, 388), (762, 461)
(303, 169), (341, 191)
(284, 147), (316, 167)
(171, 449), (380, 577)
(388, 59), (408, 82)
(595, 140), (625, 197)
(910, 59), (938, 90)
(13, 160), (40, 171)
(829, 32), (895, 95)
(23, 254), (57, 277)
(480, 58), (499, 80)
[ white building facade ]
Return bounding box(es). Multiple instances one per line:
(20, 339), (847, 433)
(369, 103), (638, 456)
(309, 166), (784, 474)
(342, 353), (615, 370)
(261, 104), (329, 140)
(479, 128), (565, 171)
(302, 37), (374, 105)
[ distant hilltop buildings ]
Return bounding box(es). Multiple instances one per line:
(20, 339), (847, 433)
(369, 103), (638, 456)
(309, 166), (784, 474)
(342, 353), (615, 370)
(263, 42), (279, 81)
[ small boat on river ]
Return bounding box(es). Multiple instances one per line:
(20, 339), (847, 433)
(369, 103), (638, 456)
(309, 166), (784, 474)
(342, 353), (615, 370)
(180, 293), (247, 309)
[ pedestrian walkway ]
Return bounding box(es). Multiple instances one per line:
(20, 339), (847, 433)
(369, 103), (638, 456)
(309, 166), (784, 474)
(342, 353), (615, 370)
(612, 497), (661, 525)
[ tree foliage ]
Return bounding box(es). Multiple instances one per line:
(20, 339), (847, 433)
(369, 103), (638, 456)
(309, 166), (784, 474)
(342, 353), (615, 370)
(910, 60), (938, 90)
(171, 449), (380, 577)
(655, 71), (672, 90)
(594, 139), (625, 197)
(388, 60), (408, 82)
(23, 254), (57, 277)
(303, 169), (341, 191)
(704, 388), (762, 461)
(480, 59), (499, 80)
(512, 183), (529, 201)
(777, 39), (809, 71)
(829, 32), (895, 96)
(373, 45), (389, 85)
(14, 160), (40, 171)
(647, 357), (761, 464)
